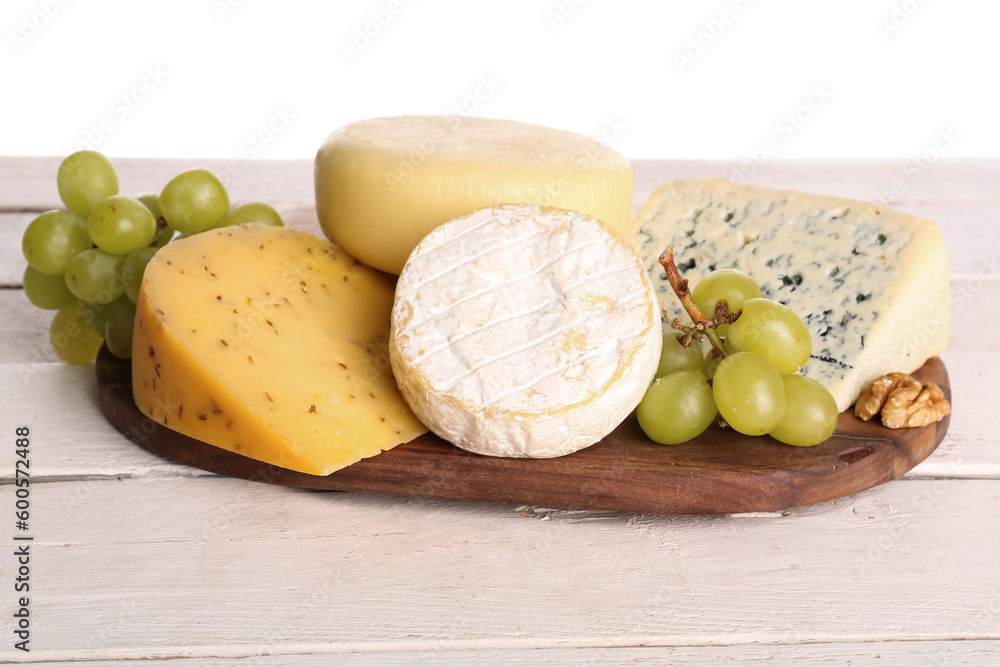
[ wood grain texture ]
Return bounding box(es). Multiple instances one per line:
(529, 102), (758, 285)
(0, 158), (996, 662)
(0, 212), (35, 286)
(629, 158), (1000, 207)
(4, 158), (995, 214)
(3, 475), (999, 661)
(1, 282), (995, 485)
(23, 641), (1000, 666)
(96, 347), (950, 515)
(3, 158), (997, 281)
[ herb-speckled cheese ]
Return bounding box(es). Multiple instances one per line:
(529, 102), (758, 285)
(132, 224), (427, 475)
(632, 179), (950, 413)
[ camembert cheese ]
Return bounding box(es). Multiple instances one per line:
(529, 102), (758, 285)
(390, 204), (661, 458)
(315, 116), (634, 275)
(132, 224), (427, 475)
(632, 179), (950, 413)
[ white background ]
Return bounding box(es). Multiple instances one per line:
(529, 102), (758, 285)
(1, 0), (997, 161)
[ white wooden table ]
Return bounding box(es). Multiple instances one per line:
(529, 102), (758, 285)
(1, 157), (998, 665)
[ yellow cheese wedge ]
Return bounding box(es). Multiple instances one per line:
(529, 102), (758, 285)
(132, 224), (427, 475)
(314, 115), (634, 275)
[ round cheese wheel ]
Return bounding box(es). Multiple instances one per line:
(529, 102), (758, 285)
(389, 204), (661, 458)
(314, 115), (634, 275)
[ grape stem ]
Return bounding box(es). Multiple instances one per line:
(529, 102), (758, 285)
(657, 247), (732, 359)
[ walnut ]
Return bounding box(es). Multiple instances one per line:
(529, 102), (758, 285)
(854, 372), (950, 429)
(855, 372), (913, 421)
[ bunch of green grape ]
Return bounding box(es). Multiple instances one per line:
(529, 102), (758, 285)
(638, 268), (838, 448)
(21, 150), (284, 364)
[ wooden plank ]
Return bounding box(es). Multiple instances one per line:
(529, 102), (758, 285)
(2, 159), (995, 280)
(0, 362), (203, 480)
(949, 275), (1000, 353)
(915, 350), (1000, 478)
(0, 284), (996, 484)
(98, 346), (951, 515)
(0, 288), (53, 364)
(0, 162), (994, 489)
(0, 212), (34, 286)
(0, 349), (993, 484)
(3, 476), (999, 660)
(631, 158), (1000, 210)
(889, 200), (1000, 276)
(0, 155), (993, 664)
(24, 640), (1000, 665)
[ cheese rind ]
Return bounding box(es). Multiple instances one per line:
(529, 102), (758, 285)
(315, 116), (634, 275)
(390, 204), (661, 458)
(132, 224), (427, 475)
(631, 179), (950, 413)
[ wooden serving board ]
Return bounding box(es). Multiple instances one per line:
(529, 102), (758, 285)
(96, 347), (950, 515)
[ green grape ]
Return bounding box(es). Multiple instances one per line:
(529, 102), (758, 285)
(87, 195), (157, 255)
(122, 247), (157, 303)
(152, 228), (176, 248)
(104, 297), (137, 360)
(23, 265), (77, 310)
(728, 298), (813, 374)
(57, 151), (119, 219)
(63, 249), (126, 305)
(151, 221), (176, 248)
(713, 352), (786, 436)
(138, 193), (175, 248)
(160, 168), (229, 233)
(137, 193), (162, 219)
(703, 348), (723, 380)
(769, 375), (839, 447)
(78, 300), (113, 337)
(637, 370), (717, 445)
(656, 332), (704, 377)
(218, 201), (283, 228)
(21, 210), (91, 276)
(693, 268), (761, 318)
(49, 302), (104, 364)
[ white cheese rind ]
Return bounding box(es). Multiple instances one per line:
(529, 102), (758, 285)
(632, 179), (950, 413)
(390, 204), (661, 458)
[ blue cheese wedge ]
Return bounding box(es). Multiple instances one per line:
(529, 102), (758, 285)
(632, 179), (950, 413)
(390, 204), (661, 458)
